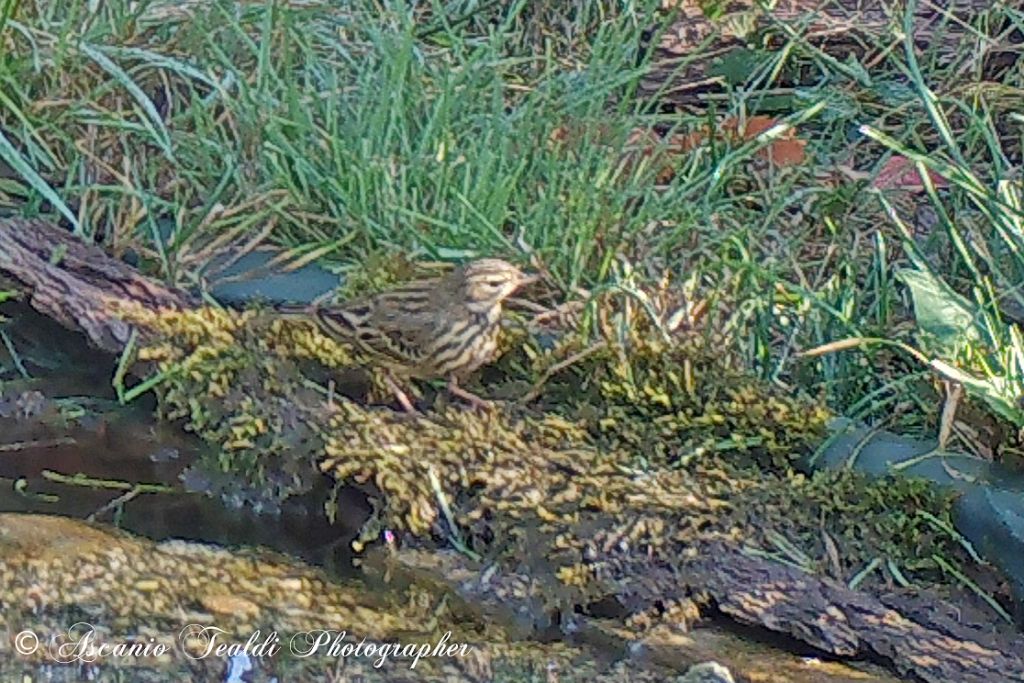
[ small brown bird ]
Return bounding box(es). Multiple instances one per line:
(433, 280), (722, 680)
(297, 258), (536, 411)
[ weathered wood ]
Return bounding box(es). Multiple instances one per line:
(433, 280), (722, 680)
(0, 217), (194, 352)
(688, 544), (1024, 683)
(372, 544), (1024, 683)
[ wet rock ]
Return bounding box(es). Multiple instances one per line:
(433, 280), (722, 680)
(0, 513), (687, 682)
(677, 661), (734, 683)
(147, 446), (180, 463)
(813, 419), (1024, 622)
(7, 390), (49, 419)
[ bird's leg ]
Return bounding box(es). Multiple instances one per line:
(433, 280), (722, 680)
(446, 377), (492, 411)
(383, 371), (418, 414)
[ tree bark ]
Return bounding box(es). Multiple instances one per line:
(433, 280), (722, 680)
(0, 217), (193, 353)
(370, 543), (1024, 683)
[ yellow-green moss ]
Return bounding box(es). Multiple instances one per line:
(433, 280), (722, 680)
(112, 285), (968, 602)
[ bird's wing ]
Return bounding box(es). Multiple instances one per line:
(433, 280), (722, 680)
(364, 296), (443, 368)
(312, 277), (457, 372)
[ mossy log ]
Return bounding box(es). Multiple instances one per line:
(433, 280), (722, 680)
(0, 217), (194, 353)
(2, 217), (1024, 682)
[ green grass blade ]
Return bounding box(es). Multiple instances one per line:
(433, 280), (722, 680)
(0, 128), (79, 231)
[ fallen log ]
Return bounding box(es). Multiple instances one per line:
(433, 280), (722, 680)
(0, 217), (193, 353)
(3, 217), (1024, 683)
(371, 543), (1024, 683)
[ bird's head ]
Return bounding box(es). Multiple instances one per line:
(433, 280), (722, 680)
(455, 258), (537, 314)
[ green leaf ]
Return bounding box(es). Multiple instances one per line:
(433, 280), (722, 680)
(707, 48), (765, 86)
(897, 268), (982, 354)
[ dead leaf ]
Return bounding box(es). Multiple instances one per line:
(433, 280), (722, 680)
(549, 114), (806, 186)
(737, 115), (779, 138)
(725, 115), (807, 166)
(821, 528), (843, 579)
(873, 155), (950, 193)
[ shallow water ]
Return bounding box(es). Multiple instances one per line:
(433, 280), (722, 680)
(0, 302), (366, 573)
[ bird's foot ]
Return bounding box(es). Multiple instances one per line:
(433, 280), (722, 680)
(446, 379), (494, 412)
(384, 374), (420, 415)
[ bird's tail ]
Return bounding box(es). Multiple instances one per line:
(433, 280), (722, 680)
(268, 301), (315, 317)
(217, 298), (319, 331)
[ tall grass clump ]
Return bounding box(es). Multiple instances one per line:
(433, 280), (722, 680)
(1, 0), (704, 289)
(2, 0), (1020, 439)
